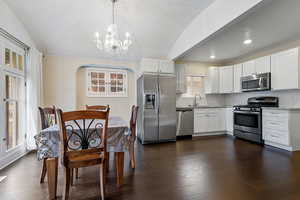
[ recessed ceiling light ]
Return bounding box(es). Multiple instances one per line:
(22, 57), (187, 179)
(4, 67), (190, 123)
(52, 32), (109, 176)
(244, 39), (252, 45)
(210, 55), (216, 59)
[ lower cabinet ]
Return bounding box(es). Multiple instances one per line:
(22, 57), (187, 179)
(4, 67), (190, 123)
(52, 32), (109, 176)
(262, 109), (300, 151)
(225, 108), (234, 135)
(194, 108), (225, 136)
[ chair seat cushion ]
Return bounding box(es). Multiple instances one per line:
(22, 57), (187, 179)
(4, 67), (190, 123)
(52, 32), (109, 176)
(67, 153), (104, 168)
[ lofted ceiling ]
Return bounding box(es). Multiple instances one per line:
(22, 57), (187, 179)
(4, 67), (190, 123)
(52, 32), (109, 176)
(179, 0), (300, 64)
(4, 0), (215, 61)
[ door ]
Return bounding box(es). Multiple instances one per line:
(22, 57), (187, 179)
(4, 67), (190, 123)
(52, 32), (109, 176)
(234, 64), (243, 93)
(143, 74), (159, 143)
(158, 75), (176, 141)
(0, 38), (26, 168)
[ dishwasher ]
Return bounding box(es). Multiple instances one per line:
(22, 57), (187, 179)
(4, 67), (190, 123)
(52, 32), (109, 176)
(176, 108), (194, 136)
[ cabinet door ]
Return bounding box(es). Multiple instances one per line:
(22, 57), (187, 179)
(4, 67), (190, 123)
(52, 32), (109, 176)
(243, 60), (255, 76)
(194, 113), (209, 133)
(175, 64), (186, 93)
(219, 66), (233, 93)
(271, 48), (299, 90)
(255, 56), (271, 74)
(205, 67), (219, 94)
(140, 58), (159, 73)
(225, 108), (233, 134)
(159, 60), (174, 74)
(233, 64), (243, 93)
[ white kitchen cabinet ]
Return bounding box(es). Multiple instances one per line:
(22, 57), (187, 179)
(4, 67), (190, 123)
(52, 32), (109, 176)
(262, 108), (300, 151)
(242, 56), (270, 76)
(140, 58), (159, 73)
(159, 60), (175, 74)
(175, 64), (186, 93)
(225, 108), (234, 135)
(243, 60), (255, 76)
(205, 67), (219, 94)
(271, 48), (299, 90)
(219, 66), (234, 93)
(194, 108), (225, 136)
(233, 64), (243, 93)
(140, 58), (174, 74)
(255, 56), (271, 74)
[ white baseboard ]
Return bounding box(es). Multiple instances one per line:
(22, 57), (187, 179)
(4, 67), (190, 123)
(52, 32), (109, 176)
(193, 131), (226, 137)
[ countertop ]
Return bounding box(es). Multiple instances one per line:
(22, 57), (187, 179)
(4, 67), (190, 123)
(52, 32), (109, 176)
(176, 106), (232, 111)
(262, 107), (300, 111)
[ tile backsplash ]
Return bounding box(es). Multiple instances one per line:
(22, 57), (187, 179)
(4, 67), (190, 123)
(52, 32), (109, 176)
(176, 94), (226, 107)
(225, 89), (300, 108)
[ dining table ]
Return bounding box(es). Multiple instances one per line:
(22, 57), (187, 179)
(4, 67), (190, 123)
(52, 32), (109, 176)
(34, 116), (132, 200)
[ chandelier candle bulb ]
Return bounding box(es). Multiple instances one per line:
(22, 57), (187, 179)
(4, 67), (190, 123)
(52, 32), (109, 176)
(94, 0), (133, 54)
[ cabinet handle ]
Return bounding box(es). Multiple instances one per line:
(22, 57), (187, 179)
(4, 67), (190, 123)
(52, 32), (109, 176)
(270, 134), (279, 138)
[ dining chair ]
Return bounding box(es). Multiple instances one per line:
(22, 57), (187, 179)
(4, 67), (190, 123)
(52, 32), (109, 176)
(129, 105), (139, 169)
(56, 109), (110, 200)
(85, 104), (110, 173)
(38, 106), (57, 184)
(86, 105), (109, 111)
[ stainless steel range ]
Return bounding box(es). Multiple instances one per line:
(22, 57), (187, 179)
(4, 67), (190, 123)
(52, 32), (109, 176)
(233, 96), (279, 144)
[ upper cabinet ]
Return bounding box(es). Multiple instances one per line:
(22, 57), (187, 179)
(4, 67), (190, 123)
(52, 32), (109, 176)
(219, 66), (234, 94)
(205, 67), (219, 94)
(242, 56), (271, 76)
(255, 56), (271, 74)
(175, 64), (186, 94)
(140, 58), (174, 74)
(160, 60), (175, 74)
(242, 60), (255, 76)
(140, 58), (159, 73)
(271, 48), (299, 90)
(233, 64), (243, 93)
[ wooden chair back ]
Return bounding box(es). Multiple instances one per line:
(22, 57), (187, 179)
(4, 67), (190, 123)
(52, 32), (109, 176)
(56, 109), (110, 166)
(39, 106), (57, 129)
(86, 105), (109, 111)
(130, 106), (139, 138)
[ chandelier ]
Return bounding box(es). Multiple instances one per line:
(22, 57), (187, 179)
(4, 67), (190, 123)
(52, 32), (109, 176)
(94, 0), (132, 54)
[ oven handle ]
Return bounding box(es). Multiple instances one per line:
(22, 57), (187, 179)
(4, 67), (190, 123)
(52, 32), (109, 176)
(234, 111), (261, 115)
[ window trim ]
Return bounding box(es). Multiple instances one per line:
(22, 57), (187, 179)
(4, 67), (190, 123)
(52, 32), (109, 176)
(86, 68), (128, 98)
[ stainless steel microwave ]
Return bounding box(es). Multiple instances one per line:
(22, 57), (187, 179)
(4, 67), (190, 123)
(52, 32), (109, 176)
(241, 72), (271, 92)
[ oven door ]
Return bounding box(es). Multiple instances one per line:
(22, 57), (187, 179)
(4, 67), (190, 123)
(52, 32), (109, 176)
(234, 111), (261, 134)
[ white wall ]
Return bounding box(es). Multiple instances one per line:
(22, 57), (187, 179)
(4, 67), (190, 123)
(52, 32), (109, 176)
(43, 55), (138, 121)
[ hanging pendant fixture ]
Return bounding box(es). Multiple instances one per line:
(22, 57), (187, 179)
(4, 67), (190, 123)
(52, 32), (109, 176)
(94, 0), (132, 54)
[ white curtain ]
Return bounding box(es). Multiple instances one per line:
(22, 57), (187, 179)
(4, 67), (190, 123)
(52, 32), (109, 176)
(26, 48), (43, 150)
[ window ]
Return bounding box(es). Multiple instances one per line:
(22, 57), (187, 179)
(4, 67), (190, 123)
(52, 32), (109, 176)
(4, 46), (25, 73)
(5, 75), (25, 150)
(183, 76), (205, 97)
(87, 69), (128, 97)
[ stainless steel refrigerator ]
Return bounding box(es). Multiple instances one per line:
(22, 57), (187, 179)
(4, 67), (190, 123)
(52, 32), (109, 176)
(137, 73), (177, 144)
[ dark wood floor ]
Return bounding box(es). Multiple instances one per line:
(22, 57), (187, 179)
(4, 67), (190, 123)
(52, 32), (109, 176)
(1, 136), (300, 200)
